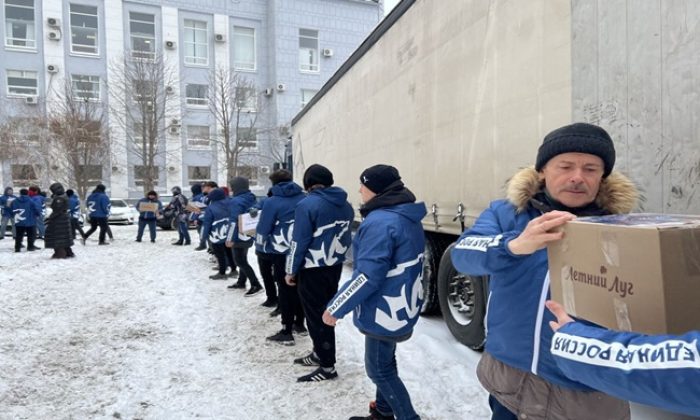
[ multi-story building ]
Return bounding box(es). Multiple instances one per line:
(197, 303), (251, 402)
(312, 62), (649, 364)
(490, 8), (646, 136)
(0, 0), (382, 198)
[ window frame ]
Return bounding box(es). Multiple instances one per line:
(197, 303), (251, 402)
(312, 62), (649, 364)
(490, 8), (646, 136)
(298, 28), (319, 73)
(232, 26), (256, 72)
(185, 83), (208, 107)
(186, 125), (211, 150)
(71, 74), (100, 101)
(6, 69), (38, 97)
(76, 164), (102, 186)
(300, 88), (318, 108)
(129, 11), (156, 60)
(4, 0), (36, 50)
(69, 3), (99, 56)
(236, 126), (258, 150)
(134, 165), (159, 186)
(187, 165), (211, 186)
(183, 18), (208, 66)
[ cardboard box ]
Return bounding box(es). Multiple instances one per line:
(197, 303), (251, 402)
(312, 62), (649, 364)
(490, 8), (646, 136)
(138, 202), (158, 213)
(548, 213), (700, 335)
(238, 211), (260, 236)
(186, 201), (206, 213)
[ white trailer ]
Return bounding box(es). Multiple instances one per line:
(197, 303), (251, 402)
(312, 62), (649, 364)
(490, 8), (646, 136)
(291, 0), (700, 348)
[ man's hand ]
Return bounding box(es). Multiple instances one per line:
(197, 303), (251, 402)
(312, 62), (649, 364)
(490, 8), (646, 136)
(285, 274), (296, 286)
(507, 210), (575, 255)
(225, 240), (233, 248)
(546, 300), (574, 332)
(322, 310), (337, 326)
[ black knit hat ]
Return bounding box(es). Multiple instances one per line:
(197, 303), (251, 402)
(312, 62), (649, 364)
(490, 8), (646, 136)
(229, 176), (249, 194)
(303, 164), (334, 190)
(95, 184), (106, 192)
(535, 123), (616, 177)
(360, 164), (403, 194)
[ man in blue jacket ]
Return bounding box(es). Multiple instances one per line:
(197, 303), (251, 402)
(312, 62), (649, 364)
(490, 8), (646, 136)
(12, 188), (42, 252)
(285, 164), (354, 382)
(547, 300), (700, 418)
(225, 176), (263, 296)
(135, 190), (163, 243)
(259, 170), (307, 345)
(450, 123), (638, 419)
(83, 184), (111, 245)
(201, 188), (236, 280)
(28, 186), (46, 239)
(0, 186), (16, 240)
(324, 165), (425, 420)
(66, 189), (85, 240)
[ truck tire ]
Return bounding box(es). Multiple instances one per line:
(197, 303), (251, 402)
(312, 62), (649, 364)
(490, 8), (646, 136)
(437, 243), (487, 350)
(420, 235), (444, 315)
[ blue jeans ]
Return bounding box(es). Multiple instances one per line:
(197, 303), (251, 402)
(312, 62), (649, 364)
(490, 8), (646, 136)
(364, 336), (420, 420)
(137, 219), (156, 241)
(0, 215), (15, 238)
(488, 395), (517, 420)
(178, 220), (190, 243)
(36, 217), (46, 238)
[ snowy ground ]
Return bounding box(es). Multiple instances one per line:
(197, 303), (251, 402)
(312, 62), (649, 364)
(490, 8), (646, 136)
(0, 225), (694, 419)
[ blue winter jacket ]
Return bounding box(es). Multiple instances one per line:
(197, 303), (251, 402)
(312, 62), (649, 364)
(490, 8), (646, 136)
(327, 202), (427, 339)
(551, 323), (700, 417)
(189, 192), (205, 222)
(68, 195), (81, 220)
(12, 195), (41, 227)
(136, 198), (163, 221)
(226, 190), (257, 244)
(201, 189), (231, 244)
(451, 199), (592, 391)
(31, 194), (46, 217)
(87, 191), (111, 218)
(255, 182), (305, 255)
(286, 186), (354, 275)
(1, 190), (16, 218)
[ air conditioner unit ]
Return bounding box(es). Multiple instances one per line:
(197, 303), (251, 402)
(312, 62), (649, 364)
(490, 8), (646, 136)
(47, 64), (59, 73)
(165, 40), (176, 49)
(322, 48), (334, 57)
(25, 96), (38, 104)
(263, 88), (273, 96)
(168, 166), (176, 172)
(47, 17), (61, 28)
(170, 118), (180, 127)
(276, 83), (286, 92)
(215, 33), (225, 43)
(169, 126), (180, 135)
(165, 85), (174, 94)
(260, 166), (270, 174)
(48, 31), (61, 41)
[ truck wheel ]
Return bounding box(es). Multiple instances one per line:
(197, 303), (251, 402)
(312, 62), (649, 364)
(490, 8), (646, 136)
(420, 235), (444, 315)
(438, 243), (487, 350)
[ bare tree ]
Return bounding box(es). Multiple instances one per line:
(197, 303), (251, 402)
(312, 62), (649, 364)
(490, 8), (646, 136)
(208, 67), (269, 183)
(47, 80), (110, 200)
(109, 52), (178, 194)
(0, 113), (53, 187)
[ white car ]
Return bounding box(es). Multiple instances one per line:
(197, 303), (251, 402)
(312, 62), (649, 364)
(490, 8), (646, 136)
(108, 199), (136, 225)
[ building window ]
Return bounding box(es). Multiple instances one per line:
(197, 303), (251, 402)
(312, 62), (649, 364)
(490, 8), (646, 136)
(183, 19), (207, 65)
(186, 125), (210, 149)
(235, 87), (256, 112)
(76, 164), (102, 186)
(71, 74), (100, 101)
(236, 127), (257, 149)
(300, 89), (318, 108)
(131, 122), (144, 149)
(233, 26), (255, 71)
(11, 164), (37, 186)
(185, 84), (207, 106)
(133, 80), (154, 103)
(129, 12), (155, 60)
(70, 4), (98, 55)
(188, 166), (210, 185)
(237, 165), (258, 186)
(299, 28), (319, 72)
(134, 165), (158, 186)
(4, 0), (35, 49)
(6, 69), (37, 96)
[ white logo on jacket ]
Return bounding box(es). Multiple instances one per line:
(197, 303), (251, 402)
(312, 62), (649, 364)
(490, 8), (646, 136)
(305, 220), (350, 267)
(209, 218), (229, 242)
(376, 255), (424, 331)
(14, 208), (26, 223)
(87, 201), (96, 213)
(271, 221), (294, 253)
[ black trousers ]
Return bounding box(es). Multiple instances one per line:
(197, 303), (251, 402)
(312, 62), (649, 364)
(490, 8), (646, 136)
(15, 225), (36, 251)
(70, 217), (85, 239)
(256, 252), (279, 300)
(212, 242), (235, 274)
(84, 217), (109, 243)
(297, 265), (343, 368)
(232, 245), (260, 287)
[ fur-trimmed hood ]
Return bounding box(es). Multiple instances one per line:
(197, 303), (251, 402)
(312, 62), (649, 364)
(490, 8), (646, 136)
(506, 166), (639, 214)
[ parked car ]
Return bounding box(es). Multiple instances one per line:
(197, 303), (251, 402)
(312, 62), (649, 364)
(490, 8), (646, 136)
(108, 199), (136, 225)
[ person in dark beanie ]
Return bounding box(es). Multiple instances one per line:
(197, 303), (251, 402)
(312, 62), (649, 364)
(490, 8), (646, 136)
(451, 122), (637, 420)
(0, 186), (17, 240)
(83, 184), (111, 245)
(225, 176), (263, 296)
(66, 189), (86, 240)
(201, 188), (236, 280)
(44, 183), (75, 258)
(166, 186), (191, 245)
(135, 191), (162, 243)
(324, 165), (425, 420)
(11, 188), (42, 252)
(28, 185), (46, 239)
(258, 170), (307, 345)
(285, 164), (354, 382)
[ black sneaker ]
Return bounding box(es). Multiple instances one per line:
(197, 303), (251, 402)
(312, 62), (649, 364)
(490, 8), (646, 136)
(292, 324), (308, 336)
(244, 285), (263, 297)
(27, 246), (41, 251)
(227, 282), (246, 289)
(135, 239), (142, 242)
(194, 245), (206, 251)
(293, 352), (320, 367)
(226, 269), (239, 278)
(266, 330), (295, 346)
(348, 401), (395, 420)
(98, 242), (109, 246)
(261, 298), (278, 308)
(297, 366), (337, 382)
(269, 307), (281, 317)
(209, 273), (227, 280)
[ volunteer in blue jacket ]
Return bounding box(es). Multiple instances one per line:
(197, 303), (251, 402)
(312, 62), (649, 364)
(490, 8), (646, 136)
(259, 170), (307, 345)
(225, 176), (263, 296)
(66, 189), (86, 240)
(83, 184), (111, 245)
(28, 186), (46, 239)
(546, 300), (700, 418)
(201, 188), (236, 280)
(285, 164), (354, 382)
(0, 186), (16, 240)
(135, 190), (162, 243)
(450, 123), (639, 419)
(11, 188), (42, 252)
(324, 165), (425, 420)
